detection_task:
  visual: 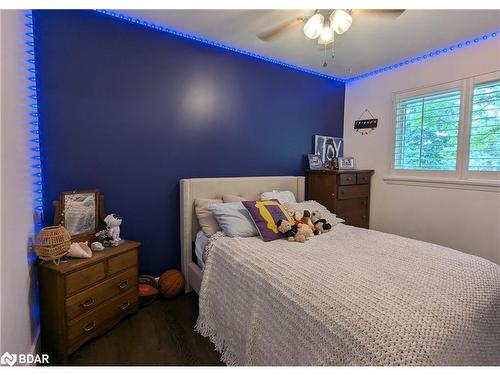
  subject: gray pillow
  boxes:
[209,202,258,237]
[195,198,222,237]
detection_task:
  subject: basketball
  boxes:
[138,275,159,306]
[159,269,185,298]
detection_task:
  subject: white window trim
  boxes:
[386,70,500,191]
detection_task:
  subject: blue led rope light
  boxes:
[347,31,499,83]
[94,10,498,84]
[93,9,346,83]
[25,11,44,232]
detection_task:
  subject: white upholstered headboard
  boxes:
[180,176,305,291]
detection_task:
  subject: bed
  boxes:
[179,176,500,365]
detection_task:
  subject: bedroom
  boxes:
[1,0,499,371]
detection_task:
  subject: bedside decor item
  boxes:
[354,109,378,135]
[53,189,104,242]
[68,242,92,259]
[159,269,185,298]
[307,154,323,170]
[38,240,140,360]
[333,157,355,170]
[91,242,105,251]
[242,199,295,242]
[34,225,71,262]
[104,214,123,246]
[314,135,343,165]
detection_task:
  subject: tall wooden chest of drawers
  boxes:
[38,240,140,361]
[306,170,374,228]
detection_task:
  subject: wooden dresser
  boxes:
[38,240,140,361]
[306,169,374,228]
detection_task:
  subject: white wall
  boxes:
[343,38,500,264]
[0,10,40,356]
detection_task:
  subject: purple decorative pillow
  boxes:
[242,199,294,242]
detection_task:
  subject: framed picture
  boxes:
[308,154,323,170]
[314,135,343,166]
[333,157,355,170]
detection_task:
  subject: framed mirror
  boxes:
[54,189,103,241]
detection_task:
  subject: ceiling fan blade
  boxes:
[257,17,304,41]
[351,9,406,19]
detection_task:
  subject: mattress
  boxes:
[196,223,500,365]
[194,230,208,269]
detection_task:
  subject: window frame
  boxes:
[389,71,500,185]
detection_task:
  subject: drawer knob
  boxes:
[120,301,130,310]
[82,320,96,332]
[81,298,95,308]
[118,280,129,289]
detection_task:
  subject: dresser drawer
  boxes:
[335,198,368,214]
[66,262,105,296]
[67,288,138,343]
[341,212,369,228]
[65,267,138,321]
[339,173,356,185]
[357,173,371,185]
[337,185,370,200]
[107,249,137,275]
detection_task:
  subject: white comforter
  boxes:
[195,224,500,365]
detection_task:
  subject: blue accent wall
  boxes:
[34,10,345,275]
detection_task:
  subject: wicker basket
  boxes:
[35,226,71,261]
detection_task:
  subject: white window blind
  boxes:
[394,89,461,170]
[468,80,500,172]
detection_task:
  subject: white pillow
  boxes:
[260,190,297,204]
[283,200,345,226]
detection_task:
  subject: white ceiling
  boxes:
[116,9,500,79]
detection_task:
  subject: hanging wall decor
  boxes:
[354,109,378,135]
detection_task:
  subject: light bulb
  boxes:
[303,13,324,39]
[318,24,334,44]
[330,10,352,34]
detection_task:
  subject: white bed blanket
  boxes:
[195,224,500,365]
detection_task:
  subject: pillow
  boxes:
[260,190,297,204]
[283,200,345,226]
[209,202,258,237]
[222,194,246,203]
[194,198,222,237]
[242,199,295,242]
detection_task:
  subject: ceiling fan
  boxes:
[257,9,405,67]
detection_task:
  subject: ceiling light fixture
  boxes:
[303,13,324,39]
[330,10,352,35]
[318,24,334,45]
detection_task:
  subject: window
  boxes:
[468,81,500,172]
[395,89,461,171]
[391,72,500,186]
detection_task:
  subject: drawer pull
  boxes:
[81,298,95,308]
[118,280,129,289]
[120,301,130,310]
[82,320,96,332]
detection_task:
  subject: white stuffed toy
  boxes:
[104,213,122,245]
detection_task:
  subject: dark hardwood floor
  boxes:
[65,292,222,365]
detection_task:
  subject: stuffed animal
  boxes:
[104,213,123,245]
[294,210,319,235]
[311,210,332,233]
[277,219,306,243]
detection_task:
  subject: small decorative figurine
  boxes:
[104,213,123,246]
[94,213,123,247]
